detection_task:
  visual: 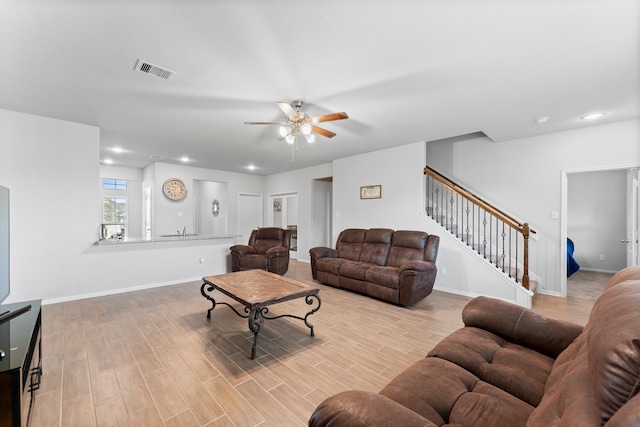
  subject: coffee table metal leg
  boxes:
[200,282,217,318]
[303,294,321,337]
[248,307,262,359]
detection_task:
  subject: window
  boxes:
[102,178,127,190]
[103,197,127,223]
[102,197,127,239]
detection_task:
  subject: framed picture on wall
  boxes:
[273,201,282,212]
[360,185,381,199]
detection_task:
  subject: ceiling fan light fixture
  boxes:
[581,112,606,121]
[285,134,295,144]
[279,126,289,137]
[305,134,315,143]
[301,123,312,135]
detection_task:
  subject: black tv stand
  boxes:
[0,303,31,325]
[0,300,42,427]
[0,305,30,362]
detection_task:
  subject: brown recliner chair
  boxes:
[230,227,292,275]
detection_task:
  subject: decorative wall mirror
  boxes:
[211,199,220,217]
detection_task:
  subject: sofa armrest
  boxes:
[462,296,584,358]
[265,245,290,275]
[309,390,438,427]
[309,246,339,259]
[230,245,256,256]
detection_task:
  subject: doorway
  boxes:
[312,177,333,248]
[270,192,298,258]
[562,166,640,296]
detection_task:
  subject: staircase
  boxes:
[424,166,538,292]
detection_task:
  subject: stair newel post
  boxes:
[522,223,530,290]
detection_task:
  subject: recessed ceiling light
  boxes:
[581,112,606,121]
[103,158,114,165]
[247,165,256,171]
[111,147,125,153]
[150,154,164,160]
[535,117,548,124]
[180,156,190,162]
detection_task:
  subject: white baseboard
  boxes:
[577,268,618,274]
[42,276,204,305]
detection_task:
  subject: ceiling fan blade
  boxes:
[311,112,349,123]
[312,125,336,138]
[244,121,284,125]
[276,102,299,121]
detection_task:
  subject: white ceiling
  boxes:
[1,1,638,175]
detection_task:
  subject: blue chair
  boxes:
[567,238,580,277]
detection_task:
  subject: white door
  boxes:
[144,187,152,240]
[626,168,639,266]
[312,178,332,248]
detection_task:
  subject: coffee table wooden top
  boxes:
[202,269,319,307]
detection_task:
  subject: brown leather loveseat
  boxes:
[309,266,640,427]
[309,228,439,306]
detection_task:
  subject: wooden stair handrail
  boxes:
[424,165,534,290]
[424,166,536,235]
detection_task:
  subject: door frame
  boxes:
[268,192,298,258]
[561,164,640,296]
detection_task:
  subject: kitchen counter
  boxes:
[96,234,238,246]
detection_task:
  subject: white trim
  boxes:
[561,163,640,297]
[42,276,203,305]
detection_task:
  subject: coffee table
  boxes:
[200,270,321,359]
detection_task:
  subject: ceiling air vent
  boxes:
[134,59,174,80]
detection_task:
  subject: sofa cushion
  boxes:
[386,230,428,267]
[238,254,268,270]
[336,228,367,261]
[526,334,602,426]
[428,327,554,406]
[359,228,393,265]
[364,265,400,289]
[462,296,583,359]
[340,260,372,280]
[587,279,640,422]
[253,227,286,254]
[527,278,640,426]
[316,257,346,276]
[603,267,640,292]
[380,357,534,427]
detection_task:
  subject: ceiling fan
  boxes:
[244,100,348,145]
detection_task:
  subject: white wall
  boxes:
[1,109,100,302]
[330,141,530,304]
[427,119,640,294]
[194,180,228,236]
[567,169,627,272]
[148,162,262,237]
[0,109,264,304]
[3,107,637,304]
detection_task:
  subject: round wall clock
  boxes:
[162,178,187,201]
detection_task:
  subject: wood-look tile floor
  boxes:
[30,261,595,427]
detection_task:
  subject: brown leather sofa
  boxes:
[309,228,439,306]
[230,227,291,275]
[309,266,640,427]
